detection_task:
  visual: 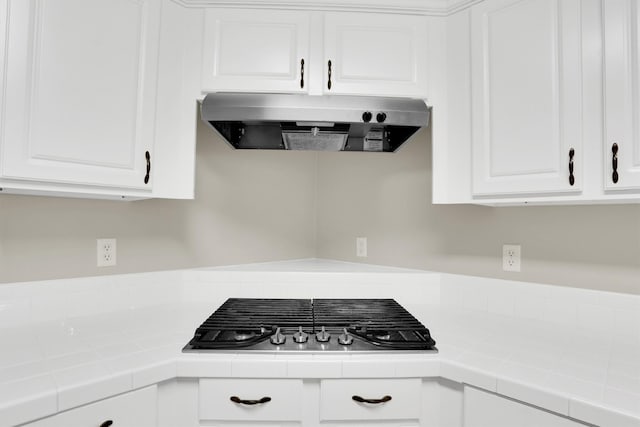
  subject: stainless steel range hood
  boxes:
[200,93,430,152]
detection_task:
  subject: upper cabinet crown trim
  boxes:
[170,0,482,16]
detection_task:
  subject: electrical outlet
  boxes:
[97,238,117,267]
[502,244,521,272]
[356,237,367,257]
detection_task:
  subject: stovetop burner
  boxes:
[183,298,437,353]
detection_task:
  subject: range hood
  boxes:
[200,93,430,152]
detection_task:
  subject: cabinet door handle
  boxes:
[300,58,305,89]
[144,151,151,184]
[230,396,272,405]
[100,421,114,427]
[352,395,392,404]
[327,60,332,90]
[612,143,619,184]
[568,148,575,186]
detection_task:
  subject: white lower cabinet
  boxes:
[463,386,591,427]
[191,377,439,427]
[22,386,157,427]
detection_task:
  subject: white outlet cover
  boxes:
[502,244,521,272]
[356,237,367,257]
[97,238,117,267]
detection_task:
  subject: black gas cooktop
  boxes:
[183,298,436,353]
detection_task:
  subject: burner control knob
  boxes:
[293,326,309,343]
[338,328,354,345]
[376,112,387,123]
[362,111,372,123]
[315,326,331,343]
[270,327,285,345]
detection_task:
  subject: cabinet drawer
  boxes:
[199,378,303,422]
[320,378,421,421]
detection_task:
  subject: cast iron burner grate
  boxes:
[187,298,436,351]
[313,299,435,349]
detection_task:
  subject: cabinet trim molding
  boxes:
[170,0,482,16]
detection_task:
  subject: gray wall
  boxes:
[316,128,640,294]
[0,121,317,283]
[1,122,639,294]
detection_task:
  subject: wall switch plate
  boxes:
[97,238,117,267]
[356,237,367,257]
[502,244,521,272]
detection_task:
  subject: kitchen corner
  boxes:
[1,259,638,426]
[2,0,640,426]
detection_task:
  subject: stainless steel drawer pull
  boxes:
[230,396,272,405]
[352,395,392,404]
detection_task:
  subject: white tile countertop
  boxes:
[0,259,639,426]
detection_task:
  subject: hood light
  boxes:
[296,122,336,127]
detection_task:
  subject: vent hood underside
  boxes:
[201,93,430,153]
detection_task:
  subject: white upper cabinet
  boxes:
[470,0,583,197]
[201,10,429,98]
[323,13,429,98]
[201,9,311,94]
[603,0,640,192]
[1,0,161,191]
[0,0,7,124]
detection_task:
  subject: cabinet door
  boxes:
[323,12,429,98]
[24,386,157,427]
[1,0,160,190]
[0,0,6,120]
[202,9,310,94]
[471,0,583,197]
[603,0,640,191]
[464,386,589,427]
